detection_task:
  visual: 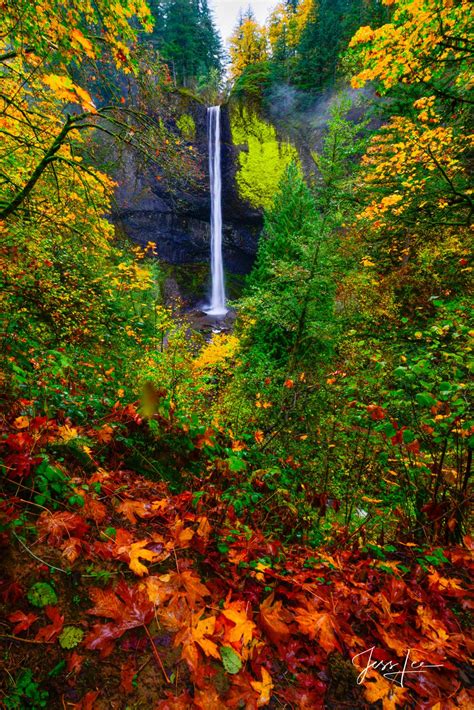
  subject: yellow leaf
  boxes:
[250,667,273,707]
[128,540,157,576]
[222,602,256,646]
[70,29,96,59]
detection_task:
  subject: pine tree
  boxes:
[147,0,222,87]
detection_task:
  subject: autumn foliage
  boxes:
[1,406,473,708]
[1,0,473,708]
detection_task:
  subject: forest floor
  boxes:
[1,405,473,709]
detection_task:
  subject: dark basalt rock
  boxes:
[112,98,262,275]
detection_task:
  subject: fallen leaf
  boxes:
[8,610,38,634]
[250,667,273,707]
[34,605,64,643]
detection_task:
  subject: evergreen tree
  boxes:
[147,0,223,87]
[294,0,390,91]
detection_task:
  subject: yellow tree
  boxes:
[0,1,165,374]
[229,9,268,80]
[349,0,473,104]
[268,0,315,55]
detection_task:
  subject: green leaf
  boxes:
[27,582,57,608]
[58,626,84,649]
[221,645,242,674]
[48,660,66,677]
[228,456,247,472]
[415,393,435,407]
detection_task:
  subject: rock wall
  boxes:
[112,97,262,275]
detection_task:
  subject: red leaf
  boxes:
[34,605,64,643]
[366,404,386,421]
[74,690,100,710]
[120,658,137,694]
[67,651,84,675]
[37,511,89,545]
[85,581,154,654]
[8,610,38,634]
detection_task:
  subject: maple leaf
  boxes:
[194,427,216,449]
[114,535,170,577]
[75,690,100,710]
[70,28,96,58]
[294,602,340,652]
[427,570,464,594]
[175,613,220,671]
[227,673,262,709]
[155,691,195,709]
[142,575,174,607]
[364,672,409,709]
[259,594,291,645]
[170,517,194,548]
[169,570,210,610]
[116,498,168,524]
[34,605,64,643]
[416,605,449,644]
[375,624,410,657]
[37,511,89,546]
[196,516,212,539]
[95,424,113,444]
[85,581,154,655]
[250,667,273,707]
[116,498,149,524]
[8,610,38,634]
[82,495,107,524]
[128,540,160,577]
[222,600,256,647]
[57,425,79,442]
[42,74,96,112]
[61,537,82,564]
[194,685,223,709]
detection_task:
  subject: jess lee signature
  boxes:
[352,646,444,687]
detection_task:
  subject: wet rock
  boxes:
[111,97,262,275]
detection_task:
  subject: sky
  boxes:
[210,0,275,45]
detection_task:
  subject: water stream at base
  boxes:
[204,105,227,317]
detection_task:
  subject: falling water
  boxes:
[205,105,227,316]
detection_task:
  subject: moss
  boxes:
[176,113,196,141]
[230,107,300,210]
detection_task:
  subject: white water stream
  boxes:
[205,105,227,316]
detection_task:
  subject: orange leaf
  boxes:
[13,416,29,429]
[259,593,291,645]
[294,603,340,652]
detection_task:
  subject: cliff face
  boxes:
[112,98,262,275]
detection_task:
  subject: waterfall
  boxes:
[205,105,227,316]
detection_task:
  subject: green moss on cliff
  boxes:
[230,107,300,210]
